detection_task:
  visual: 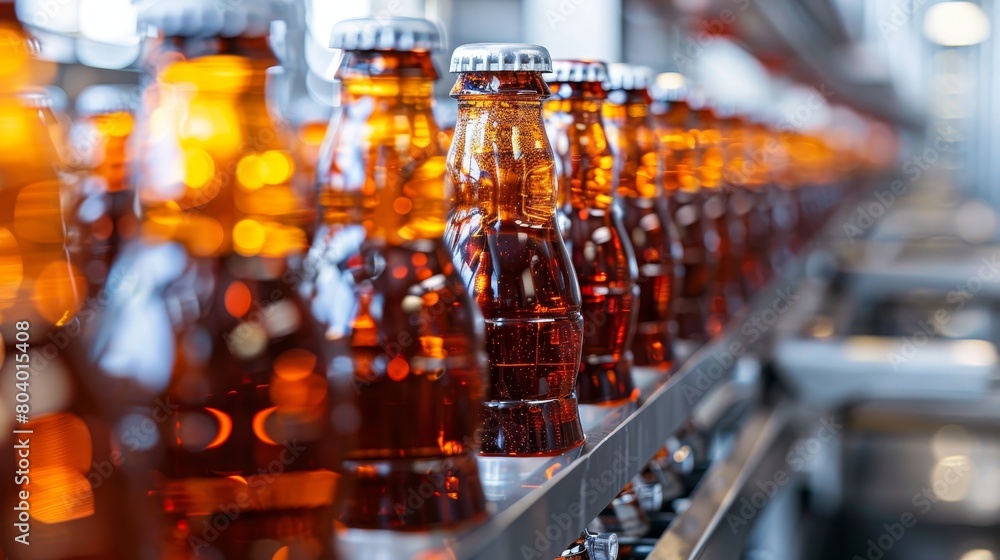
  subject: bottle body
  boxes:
[91,51,353,559]
[604,91,678,372]
[545,85,639,405]
[654,101,715,343]
[446,71,585,456]
[307,49,488,530]
[696,108,748,333]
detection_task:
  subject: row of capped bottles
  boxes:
[0,3,892,558]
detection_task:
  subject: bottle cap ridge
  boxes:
[330,16,443,52]
[605,63,654,92]
[135,0,272,39]
[546,59,609,84]
[450,42,552,73]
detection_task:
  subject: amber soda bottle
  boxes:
[650,76,715,345]
[729,114,774,295]
[0,4,140,558]
[544,60,638,405]
[446,43,585,456]
[306,17,488,531]
[89,3,355,557]
[603,65,679,373]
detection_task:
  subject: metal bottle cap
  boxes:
[587,531,619,560]
[450,42,552,73]
[330,16,442,52]
[134,0,273,39]
[605,63,654,91]
[546,59,609,83]
[76,84,137,117]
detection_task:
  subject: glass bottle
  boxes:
[544,60,639,405]
[604,65,679,373]
[446,43,585,456]
[692,101,734,335]
[306,17,488,531]
[0,3,140,558]
[650,75,716,348]
[68,84,139,296]
[730,113,774,295]
[89,2,356,557]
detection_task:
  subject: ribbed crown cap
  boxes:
[135,0,273,39]
[605,63,654,91]
[546,59,608,83]
[450,42,551,72]
[330,16,442,51]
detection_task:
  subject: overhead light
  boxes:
[923,1,991,47]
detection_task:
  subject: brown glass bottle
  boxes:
[731,115,774,295]
[650,83,715,344]
[605,66,679,373]
[544,61,638,405]
[707,106,756,315]
[307,17,488,531]
[89,11,354,559]
[753,121,797,268]
[446,44,585,456]
[0,6,140,558]
[68,85,139,296]
[692,104,735,335]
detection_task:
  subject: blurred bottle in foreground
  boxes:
[0,2,139,558]
[605,65,680,374]
[545,59,639,407]
[306,17,488,531]
[446,43,586,456]
[90,1,356,557]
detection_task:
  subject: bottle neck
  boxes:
[320,50,445,245]
[545,81,616,210]
[604,90,660,199]
[655,101,700,194]
[337,51,437,110]
[449,72,557,226]
[138,51,309,259]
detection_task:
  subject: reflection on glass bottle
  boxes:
[68,85,139,296]
[604,65,680,373]
[305,17,488,531]
[544,60,638,405]
[650,75,715,345]
[0,4,139,558]
[446,43,585,456]
[90,3,355,558]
